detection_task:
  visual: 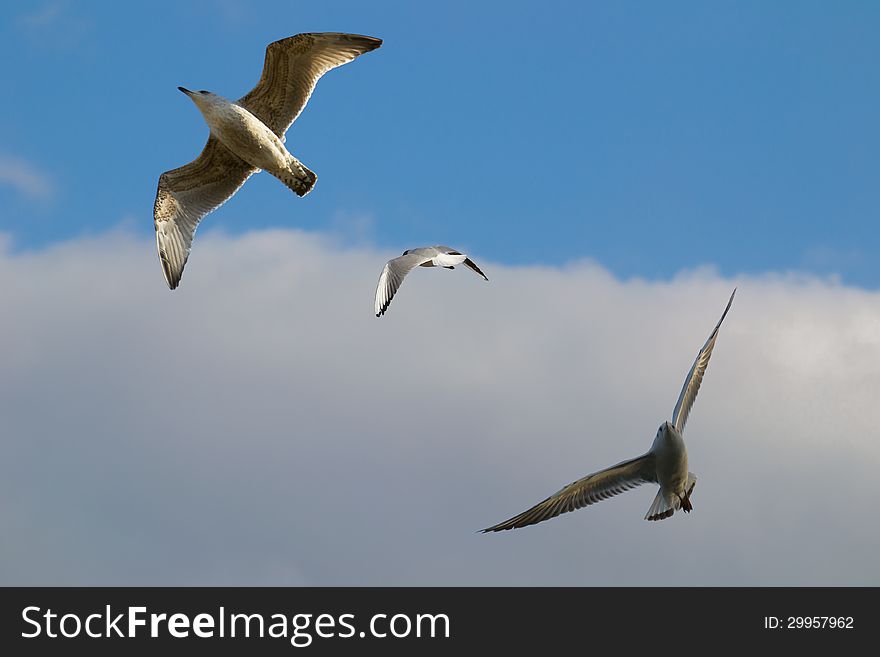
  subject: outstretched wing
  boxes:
[481,453,657,532]
[435,246,488,281]
[153,136,257,290]
[374,253,432,317]
[238,32,382,137]
[463,258,488,281]
[671,288,736,433]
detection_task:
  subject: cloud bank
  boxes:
[0,155,53,201]
[0,228,878,585]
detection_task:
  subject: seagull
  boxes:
[374,246,489,317]
[481,288,736,532]
[153,32,382,289]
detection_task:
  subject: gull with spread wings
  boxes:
[482,289,736,531]
[374,246,489,317]
[153,32,382,289]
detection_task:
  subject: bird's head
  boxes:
[656,421,678,442]
[178,87,222,111]
[650,422,672,453]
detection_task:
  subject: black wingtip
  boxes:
[721,287,736,317]
[344,34,383,52]
[362,35,383,50]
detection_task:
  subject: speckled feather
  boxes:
[238,33,383,137]
[153,32,382,290]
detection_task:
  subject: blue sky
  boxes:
[1,1,878,285]
[2,2,880,587]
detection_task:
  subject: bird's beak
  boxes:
[178,86,192,96]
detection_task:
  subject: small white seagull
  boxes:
[153,32,382,289]
[482,288,736,532]
[374,246,489,317]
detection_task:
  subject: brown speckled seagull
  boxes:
[153,32,382,289]
[482,289,736,532]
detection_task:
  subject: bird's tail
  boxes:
[644,474,696,521]
[273,159,318,197]
[433,252,468,267]
[645,490,677,521]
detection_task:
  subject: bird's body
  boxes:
[374,245,489,317]
[481,289,735,532]
[192,92,287,169]
[404,246,468,269]
[647,421,693,520]
[180,89,316,196]
[153,32,382,289]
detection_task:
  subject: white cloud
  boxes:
[15,1,91,49]
[0,228,878,585]
[0,154,54,200]
[801,244,867,274]
[322,209,377,247]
